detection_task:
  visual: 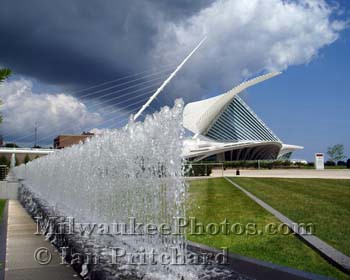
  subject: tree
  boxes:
[0,155,10,167]
[0,68,12,124]
[15,156,20,166]
[325,160,336,166]
[327,144,345,164]
[0,68,11,83]
[5,143,19,148]
[346,159,350,169]
[24,154,31,164]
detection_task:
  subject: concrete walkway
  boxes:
[225,177,350,274]
[5,200,76,280]
[0,201,8,280]
[212,169,350,179]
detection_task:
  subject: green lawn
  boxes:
[187,178,349,279]
[232,177,350,256]
[0,199,5,222]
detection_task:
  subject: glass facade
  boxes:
[205,96,280,143]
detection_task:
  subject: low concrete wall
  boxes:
[0,180,18,199]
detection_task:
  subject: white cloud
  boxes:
[154,0,348,100]
[89,128,111,135]
[0,79,102,145]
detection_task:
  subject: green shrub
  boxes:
[0,155,10,167]
[24,154,31,164]
[325,160,336,166]
[4,143,19,148]
[209,160,299,169]
[184,164,212,177]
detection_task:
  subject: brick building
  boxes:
[53,132,94,149]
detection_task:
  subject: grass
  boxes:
[232,177,350,256]
[296,166,347,170]
[187,178,349,279]
[0,199,5,222]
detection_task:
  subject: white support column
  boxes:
[133,37,206,121]
[10,153,16,169]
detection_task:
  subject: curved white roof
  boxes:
[183,72,281,135]
[183,137,282,161]
[278,144,304,158]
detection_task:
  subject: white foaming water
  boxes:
[14,100,202,279]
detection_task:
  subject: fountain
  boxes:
[13,100,186,278]
[10,33,253,278]
[13,100,248,279]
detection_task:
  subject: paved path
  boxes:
[211,169,350,179]
[0,201,8,280]
[5,200,76,280]
[225,177,350,274]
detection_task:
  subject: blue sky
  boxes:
[246,26,350,160]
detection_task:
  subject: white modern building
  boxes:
[182,72,303,161]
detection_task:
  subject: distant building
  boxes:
[54,132,94,149]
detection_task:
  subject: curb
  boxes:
[187,241,333,280]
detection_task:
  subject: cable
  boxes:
[11,88,155,144]
[7,72,170,141]
[10,80,165,143]
[81,74,167,106]
[75,66,174,100]
[57,63,176,97]
[7,64,179,145]
[41,96,151,145]
[35,92,156,144]
[1,66,171,109]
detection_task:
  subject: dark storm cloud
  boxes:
[0,0,214,92]
[150,0,216,20]
[0,0,347,145]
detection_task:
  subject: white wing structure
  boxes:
[183,72,281,135]
[182,72,303,161]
